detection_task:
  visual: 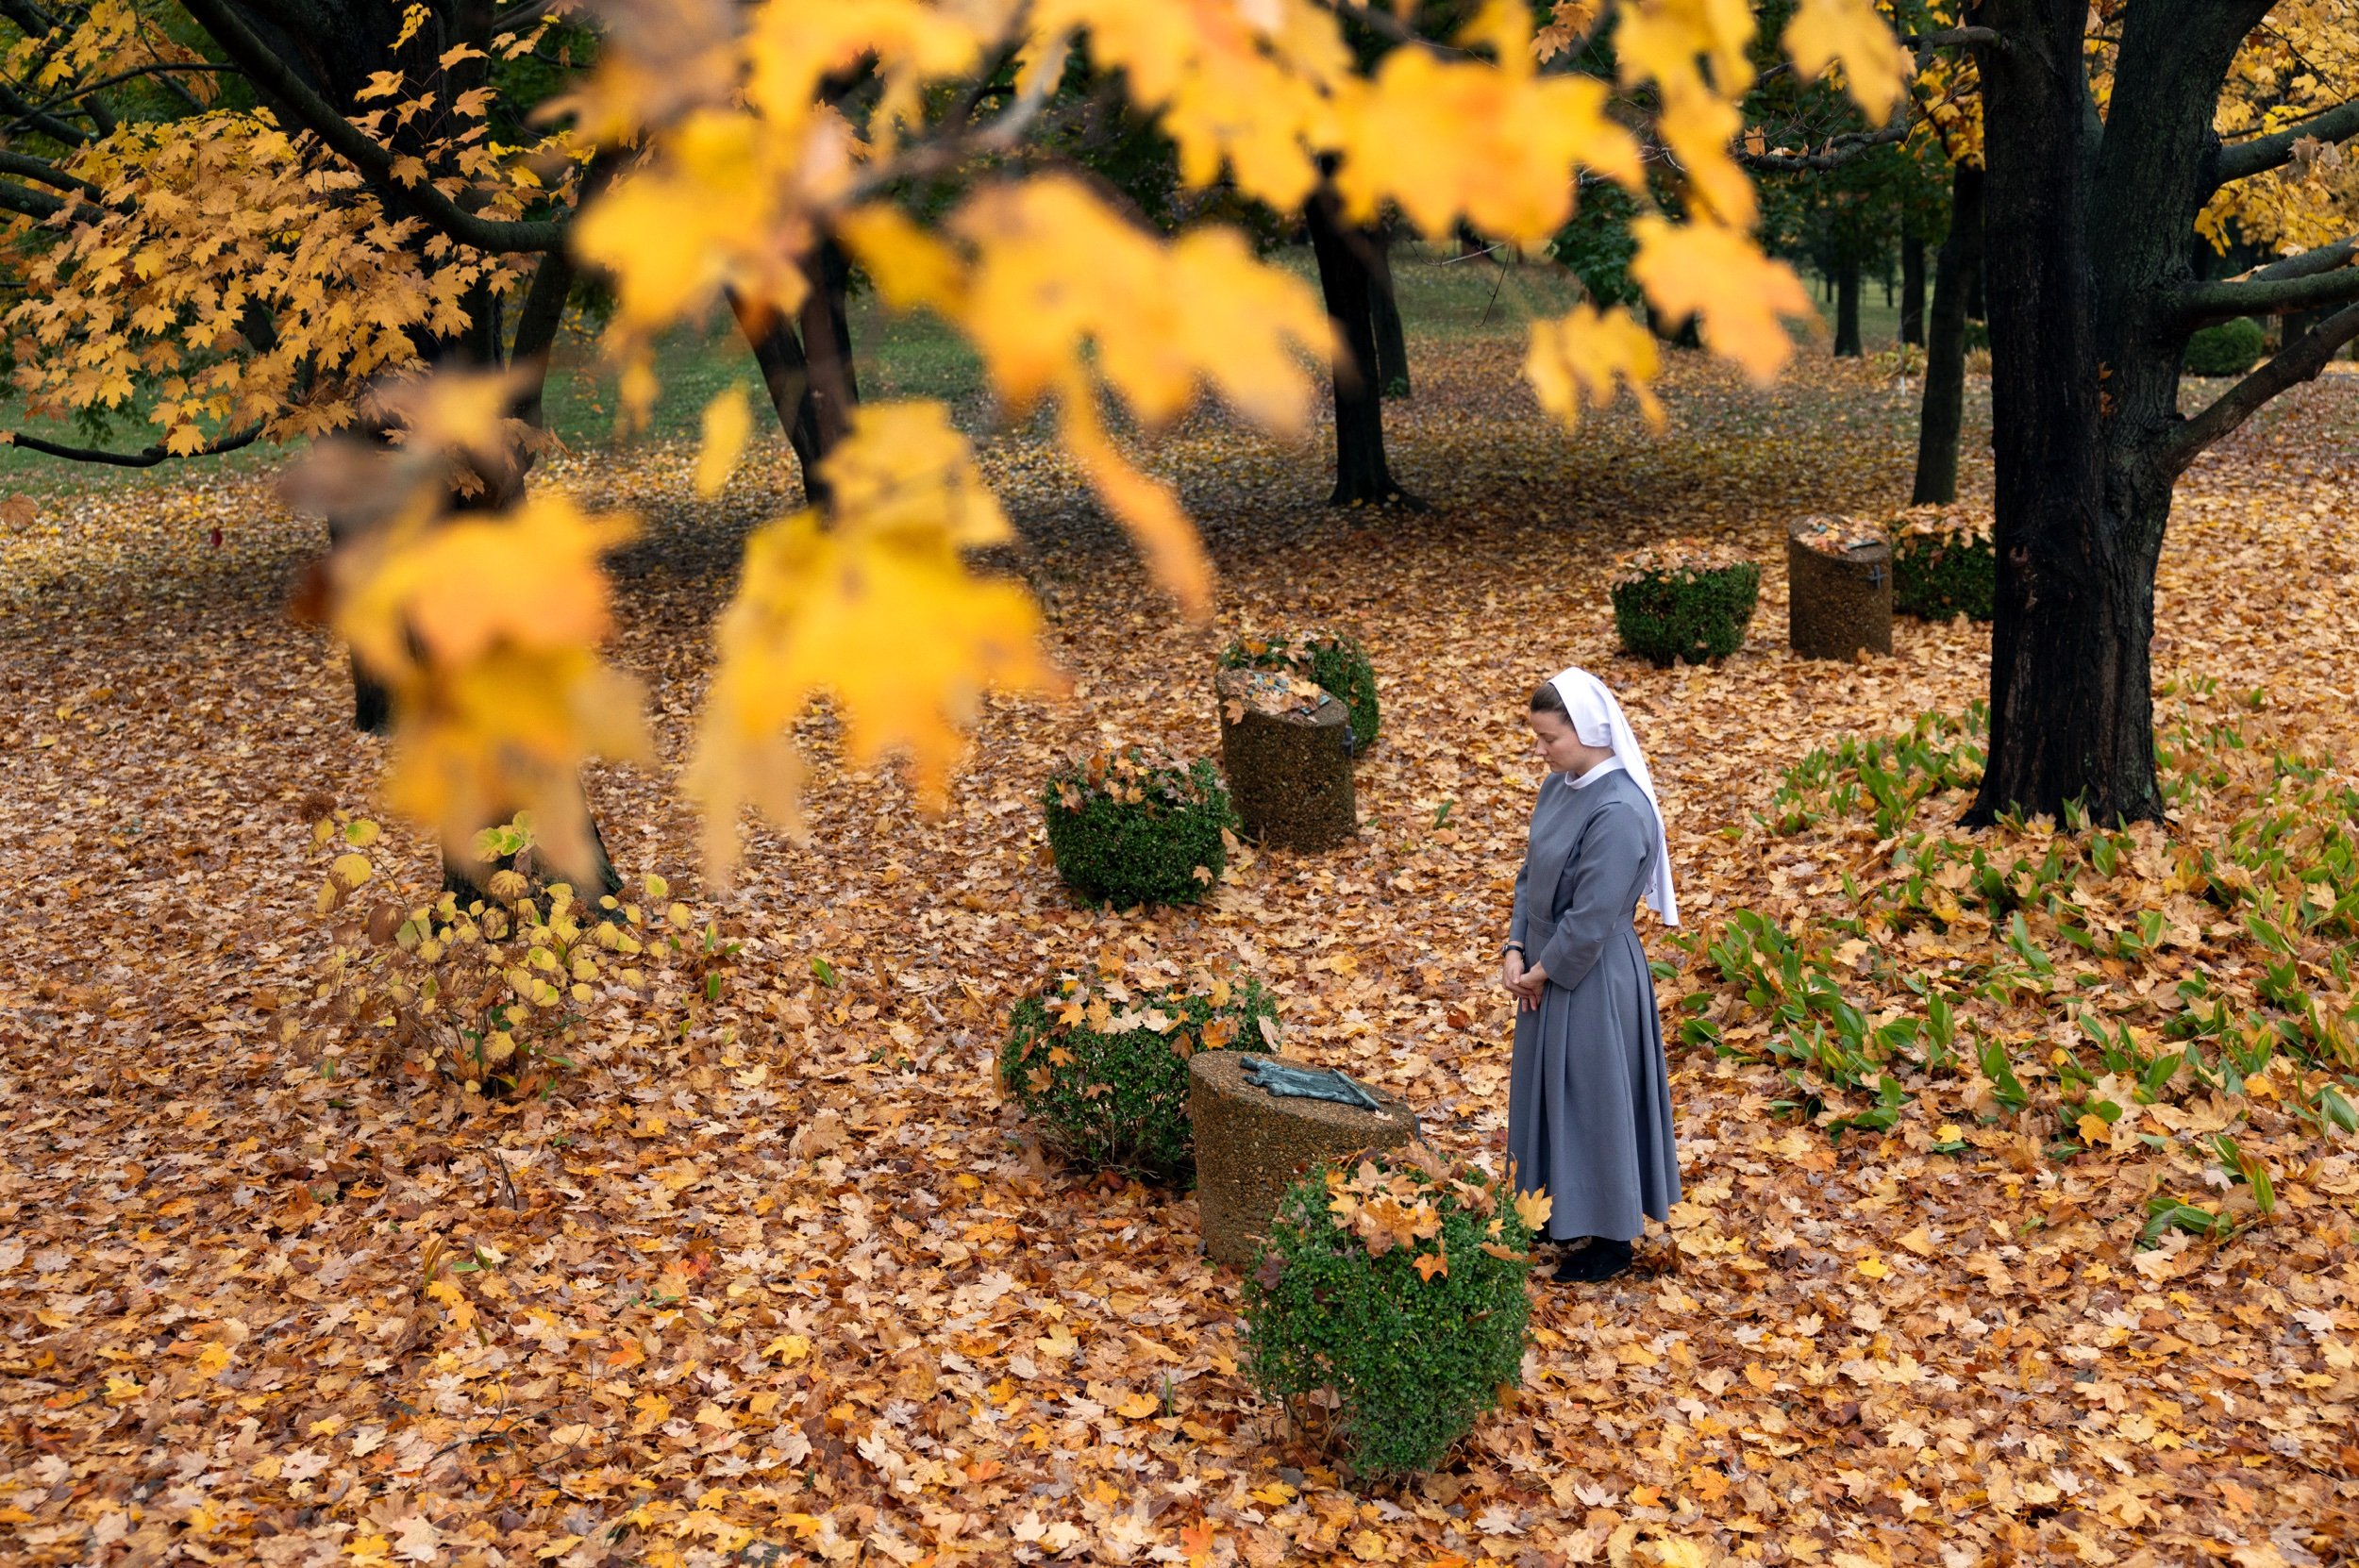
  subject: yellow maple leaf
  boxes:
[1115,1392,1162,1419]
[1631,215,1812,382]
[688,401,1066,877]
[1525,302,1665,433]
[339,492,632,673]
[694,385,754,499]
[843,179,1330,616]
[1330,14,1641,242]
[1414,1249,1448,1281]
[1512,1187,1554,1233]
[1783,0,1914,125]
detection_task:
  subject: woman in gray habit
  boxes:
[1501,665,1681,1283]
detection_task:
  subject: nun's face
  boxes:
[1528,709,1610,776]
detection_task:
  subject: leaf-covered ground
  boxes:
[5,339,2359,1568]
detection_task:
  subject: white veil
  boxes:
[1548,665,1679,927]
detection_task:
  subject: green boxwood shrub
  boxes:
[1891,508,1997,621]
[2185,317,2266,377]
[1043,748,1234,907]
[1220,631,1380,756]
[1242,1147,1537,1478]
[1609,544,1760,667]
[999,970,1277,1181]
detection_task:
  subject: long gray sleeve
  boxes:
[1533,800,1653,993]
[1509,858,1531,949]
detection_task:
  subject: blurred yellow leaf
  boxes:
[1525,302,1665,433]
[695,385,754,499]
[1784,0,1914,125]
[1631,216,1812,381]
[688,403,1066,877]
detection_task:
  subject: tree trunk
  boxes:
[1967,0,2266,826]
[731,290,829,505]
[1648,302,1702,350]
[1899,233,1927,345]
[1832,259,1864,358]
[1305,177,1415,507]
[1911,163,1984,505]
[727,238,861,508]
[798,235,860,449]
[1368,227,1410,399]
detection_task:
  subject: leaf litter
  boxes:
[2,345,2357,1566]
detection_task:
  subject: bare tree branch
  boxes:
[0,178,67,221]
[491,0,574,32]
[0,0,62,35]
[0,78,92,144]
[2214,96,2359,188]
[0,149,104,202]
[1,423,267,467]
[1737,120,1912,172]
[2163,301,2359,475]
[2178,237,2359,322]
[176,0,566,253]
[844,45,1060,200]
[34,61,243,112]
[1901,26,2001,49]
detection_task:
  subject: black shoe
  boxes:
[1551,1239,1633,1283]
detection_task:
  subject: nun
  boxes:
[1501,666,1681,1283]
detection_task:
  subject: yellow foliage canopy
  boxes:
[4,0,1913,874]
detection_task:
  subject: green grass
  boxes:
[1799,269,1916,359]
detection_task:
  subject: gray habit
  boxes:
[1507,765,1681,1243]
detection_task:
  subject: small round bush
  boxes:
[2185,317,2266,377]
[1891,507,1996,621]
[1243,1147,1537,1479]
[1043,748,1234,907]
[999,970,1277,1181]
[1609,544,1760,667]
[1221,631,1380,755]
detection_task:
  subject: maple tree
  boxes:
[0,0,1910,878]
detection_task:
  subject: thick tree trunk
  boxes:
[1900,234,1927,345]
[1969,0,2267,826]
[1911,164,1984,505]
[1832,259,1864,358]
[1305,178,1415,507]
[1368,228,1410,399]
[1970,0,2133,823]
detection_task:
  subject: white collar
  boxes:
[1567,756,1625,790]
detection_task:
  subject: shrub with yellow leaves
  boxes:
[304,808,732,1098]
[998,965,1277,1182]
[1243,1143,1544,1478]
